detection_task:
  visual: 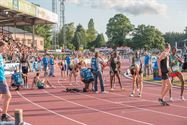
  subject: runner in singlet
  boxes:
[109,52,124,91]
[158,43,172,106]
[20,51,30,88]
[169,47,185,101]
[130,51,143,97]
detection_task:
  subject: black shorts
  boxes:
[61,67,65,71]
[82,78,94,84]
[161,72,169,80]
[182,62,187,70]
[22,66,28,74]
[130,65,143,75]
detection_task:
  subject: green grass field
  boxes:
[143,72,187,87]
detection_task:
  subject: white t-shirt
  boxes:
[74,58,79,64]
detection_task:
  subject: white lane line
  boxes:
[61,81,187,109]
[59,84,187,119]
[110,92,187,109]
[82,91,187,119]
[17,91,87,125]
[43,90,154,125]
[124,74,187,96]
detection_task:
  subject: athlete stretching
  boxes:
[158,43,172,106]
[169,47,185,101]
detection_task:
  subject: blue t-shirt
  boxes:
[0,55,5,81]
[49,58,54,65]
[66,56,71,65]
[144,55,150,65]
[42,57,48,66]
[12,72,23,85]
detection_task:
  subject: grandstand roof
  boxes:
[0,0,58,26]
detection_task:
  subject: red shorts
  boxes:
[169,72,182,78]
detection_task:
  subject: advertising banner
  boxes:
[19,0,36,16]
[4,63,20,75]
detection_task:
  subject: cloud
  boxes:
[66,0,167,15]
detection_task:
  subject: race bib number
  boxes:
[172,65,180,72]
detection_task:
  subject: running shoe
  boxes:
[1,114,10,121]
[101,91,108,94]
[158,98,169,106]
[138,93,142,97]
[180,96,185,101]
[110,88,114,91]
[121,88,125,91]
[129,93,134,97]
[169,97,174,102]
[95,91,99,94]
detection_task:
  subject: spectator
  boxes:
[144,52,151,77]
[42,54,49,77]
[49,55,55,77]
[91,52,107,93]
[182,48,187,71]
[65,55,71,76]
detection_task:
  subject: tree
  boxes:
[72,24,86,50]
[106,14,133,47]
[132,24,165,50]
[93,33,106,48]
[163,32,185,48]
[86,18,97,47]
[184,26,187,34]
[58,23,75,47]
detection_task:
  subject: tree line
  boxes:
[18,14,187,51]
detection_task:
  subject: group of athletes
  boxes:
[0,34,187,121]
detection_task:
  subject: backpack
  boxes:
[91,58,98,71]
[81,68,94,82]
[12,73,23,86]
[43,57,48,65]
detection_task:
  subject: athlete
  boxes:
[129,51,143,97]
[0,37,12,121]
[169,47,185,101]
[108,52,124,91]
[158,43,172,106]
[20,51,30,88]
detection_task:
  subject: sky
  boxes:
[27,0,187,35]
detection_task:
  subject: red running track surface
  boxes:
[2,59,187,125]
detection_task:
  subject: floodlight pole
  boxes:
[59,0,66,49]
[52,0,57,50]
[32,19,35,50]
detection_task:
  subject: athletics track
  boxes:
[2,59,187,125]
